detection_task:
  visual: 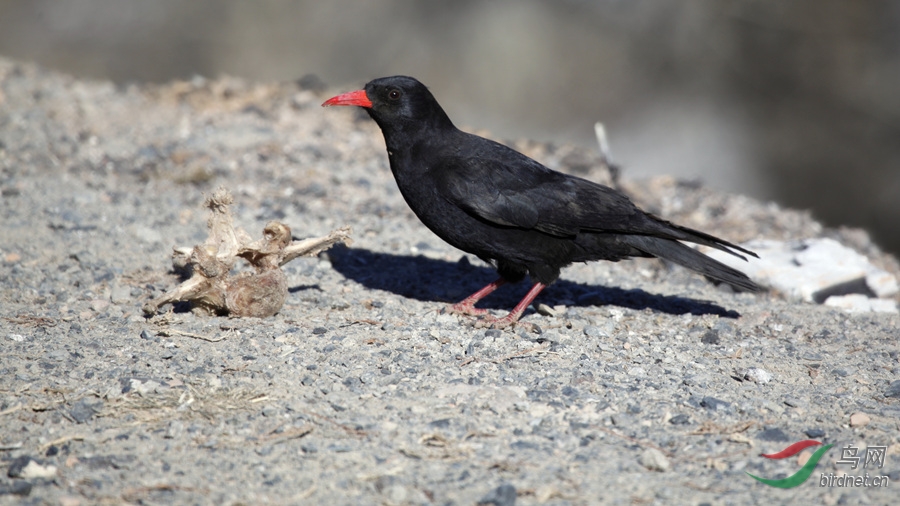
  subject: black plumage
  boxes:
[324,76,760,327]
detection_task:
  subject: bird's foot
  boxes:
[445,302,490,317]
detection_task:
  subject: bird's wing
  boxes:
[433,142,644,237]
[428,135,756,260]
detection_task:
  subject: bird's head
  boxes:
[323,76,453,133]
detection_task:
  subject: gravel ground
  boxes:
[1,58,898,505]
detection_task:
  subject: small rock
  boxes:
[866,266,899,298]
[68,398,103,423]
[7,456,32,478]
[832,368,853,378]
[700,397,731,412]
[583,325,607,338]
[536,303,555,317]
[90,299,110,312]
[804,428,826,438]
[7,333,25,342]
[384,484,409,503]
[428,418,452,428]
[312,327,328,335]
[700,330,720,345]
[756,428,791,442]
[131,379,163,395]
[484,329,503,339]
[744,368,772,384]
[824,294,898,314]
[7,456,57,479]
[639,448,671,472]
[849,412,870,427]
[885,380,900,398]
[669,414,691,425]
[110,283,132,304]
[477,483,516,506]
[0,481,32,497]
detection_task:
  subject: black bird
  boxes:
[324,76,760,328]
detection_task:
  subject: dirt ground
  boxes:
[1,57,898,505]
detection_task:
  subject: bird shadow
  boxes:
[327,245,741,318]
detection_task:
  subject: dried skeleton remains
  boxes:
[143,187,352,317]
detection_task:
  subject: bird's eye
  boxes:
[388,89,402,101]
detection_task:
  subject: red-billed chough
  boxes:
[324,76,760,328]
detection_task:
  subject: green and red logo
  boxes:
[747,440,834,488]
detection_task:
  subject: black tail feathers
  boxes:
[621,235,761,292]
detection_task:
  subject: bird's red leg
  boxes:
[479,282,547,329]
[447,278,506,316]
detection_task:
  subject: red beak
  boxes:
[322,89,372,108]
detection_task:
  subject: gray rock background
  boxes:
[1,0,899,259]
[1,56,898,504]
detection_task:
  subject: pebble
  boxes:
[484,329,502,338]
[639,448,671,472]
[7,333,25,342]
[849,412,870,427]
[669,414,691,425]
[744,368,772,384]
[384,483,409,503]
[536,303,555,317]
[832,368,853,378]
[68,398,103,423]
[824,294,898,314]
[110,283,132,304]
[756,428,790,442]
[700,397,731,412]
[477,483,517,506]
[7,456,57,479]
[0,481,32,497]
[90,299,110,312]
[584,321,615,338]
[886,380,900,398]
[583,326,605,338]
[700,330,720,345]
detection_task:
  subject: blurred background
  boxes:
[1,0,898,255]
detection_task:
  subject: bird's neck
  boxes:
[379,117,456,156]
